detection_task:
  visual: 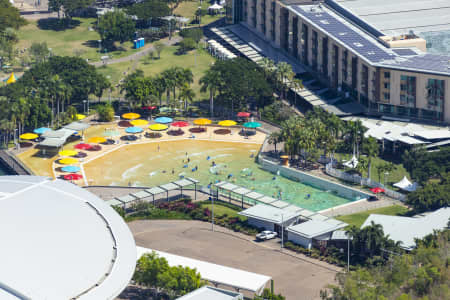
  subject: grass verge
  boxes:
[335,205,409,228]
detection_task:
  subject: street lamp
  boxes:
[275,213,284,249]
[83,100,87,113]
[210,195,215,231]
[384,171,389,186]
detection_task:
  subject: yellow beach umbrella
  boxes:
[193,118,212,126]
[76,114,86,120]
[122,113,141,120]
[59,157,78,165]
[59,150,78,157]
[6,72,16,84]
[218,120,237,127]
[19,133,38,140]
[149,124,168,131]
[130,119,149,126]
[88,136,106,144]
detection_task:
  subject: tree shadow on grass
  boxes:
[37,18,81,31]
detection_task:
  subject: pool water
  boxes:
[83,140,352,211]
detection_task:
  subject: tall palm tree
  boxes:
[259,57,276,80]
[362,137,379,180]
[289,78,303,106]
[200,68,221,118]
[276,62,294,100]
[268,131,281,153]
[179,83,195,114]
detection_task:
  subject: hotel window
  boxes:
[384,72,390,79]
[383,93,390,101]
[384,83,390,89]
[427,78,445,109]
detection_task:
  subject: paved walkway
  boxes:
[90,36,182,67]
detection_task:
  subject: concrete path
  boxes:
[91,36,182,67]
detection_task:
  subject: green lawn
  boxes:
[335,205,409,228]
[174,1,222,26]
[17,18,144,62]
[97,45,215,99]
[337,152,410,188]
[201,203,246,221]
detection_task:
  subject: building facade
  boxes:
[229,0,450,123]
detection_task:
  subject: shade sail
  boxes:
[130,119,149,126]
[59,150,78,157]
[19,133,38,140]
[74,143,92,150]
[243,122,261,128]
[237,112,251,117]
[393,176,418,192]
[61,166,81,172]
[149,124,168,131]
[58,158,78,165]
[88,137,107,144]
[154,117,173,124]
[122,113,141,120]
[218,120,237,126]
[33,127,51,135]
[193,118,212,125]
[172,121,189,127]
[125,126,143,133]
[103,130,120,137]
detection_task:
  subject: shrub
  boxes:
[96,103,115,122]
[179,28,203,43]
[177,37,196,54]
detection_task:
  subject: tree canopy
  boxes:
[322,230,450,300]
[134,251,205,298]
[0,0,27,32]
[97,10,136,46]
[126,0,171,21]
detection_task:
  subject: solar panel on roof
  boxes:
[392,48,417,56]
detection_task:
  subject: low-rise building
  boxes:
[177,286,244,300]
[287,218,348,248]
[362,207,450,250]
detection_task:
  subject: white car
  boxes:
[256,230,277,241]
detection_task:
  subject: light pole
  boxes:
[384,171,389,186]
[347,238,350,272]
[83,100,87,113]
[209,195,215,231]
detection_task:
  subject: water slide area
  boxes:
[83,140,352,211]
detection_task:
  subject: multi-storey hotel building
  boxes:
[226,0,450,123]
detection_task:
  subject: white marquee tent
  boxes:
[393,176,418,192]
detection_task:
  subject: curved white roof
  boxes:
[0,176,136,300]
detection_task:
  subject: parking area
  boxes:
[126,220,339,300]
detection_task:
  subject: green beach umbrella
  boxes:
[243,122,261,129]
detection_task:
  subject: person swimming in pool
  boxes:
[207,156,211,160]
[306,194,311,199]
[211,161,216,166]
[171,168,175,174]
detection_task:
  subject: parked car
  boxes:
[256,230,277,241]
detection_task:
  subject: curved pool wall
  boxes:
[258,157,371,201]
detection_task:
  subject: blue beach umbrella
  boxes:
[61,165,81,172]
[154,117,173,124]
[125,126,144,133]
[33,127,51,135]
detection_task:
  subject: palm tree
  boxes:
[268,131,281,154]
[179,83,195,114]
[276,62,294,100]
[154,75,166,106]
[289,78,303,106]
[356,156,368,180]
[362,137,379,180]
[200,68,221,118]
[259,57,276,80]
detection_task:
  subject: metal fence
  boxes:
[325,163,406,201]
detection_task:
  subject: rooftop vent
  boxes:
[353,42,364,47]
[338,32,347,36]
[320,20,329,25]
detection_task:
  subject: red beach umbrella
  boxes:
[237,112,251,118]
[74,143,92,150]
[63,173,83,180]
[142,106,157,110]
[171,121,189,127]
[370,187,385,194]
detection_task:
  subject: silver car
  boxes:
[256,230,277,241]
